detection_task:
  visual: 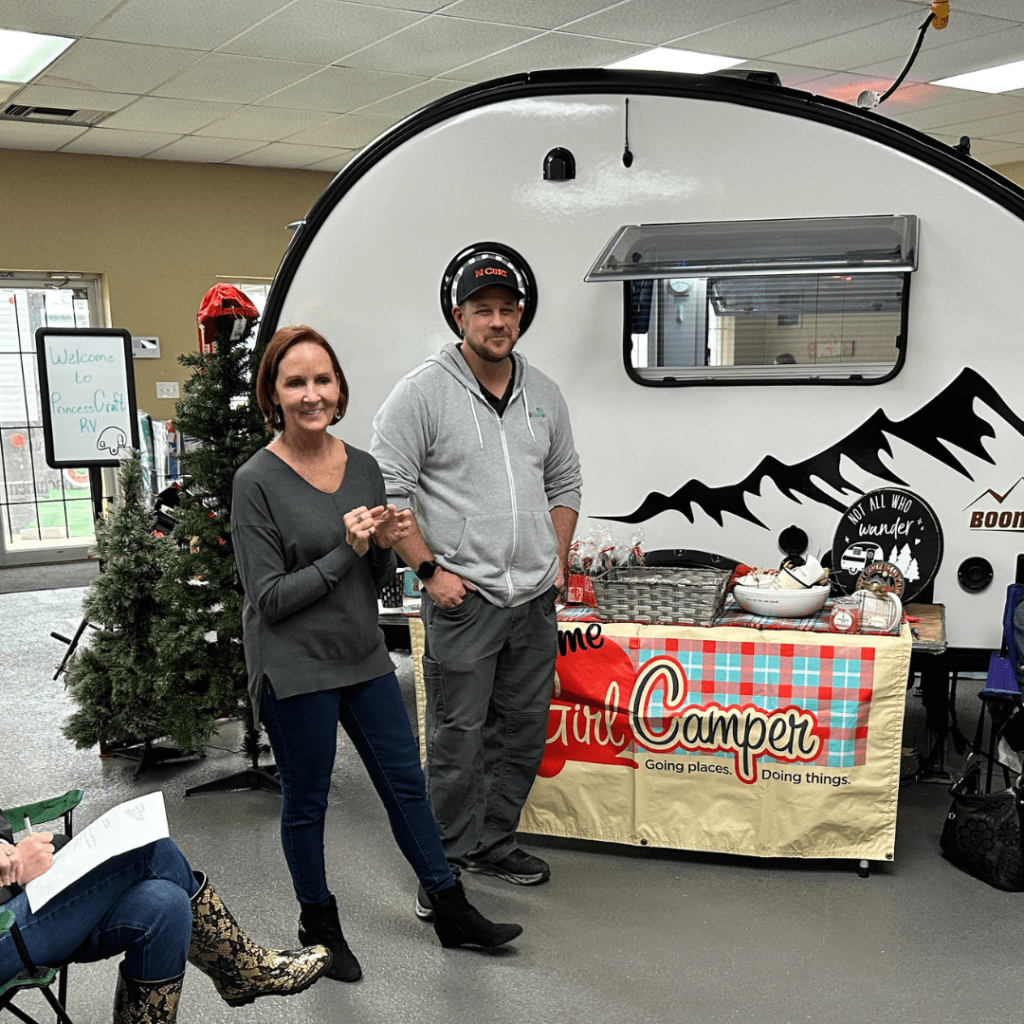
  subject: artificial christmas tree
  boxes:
[150,286,277,787]
[63,451,178,767]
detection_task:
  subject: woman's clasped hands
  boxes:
[344,504,413,556]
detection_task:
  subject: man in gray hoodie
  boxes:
[370,255,581,907]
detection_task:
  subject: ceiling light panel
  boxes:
[934,60,1024,94]
[0,29,73,83]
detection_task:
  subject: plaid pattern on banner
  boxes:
[625,635,874,769]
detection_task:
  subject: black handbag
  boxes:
[940,759,1024,891]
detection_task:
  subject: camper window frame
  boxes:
[620,272,910,388]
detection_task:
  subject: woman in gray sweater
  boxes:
[231,326,520,984]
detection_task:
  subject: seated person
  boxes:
[0,804,331,1023]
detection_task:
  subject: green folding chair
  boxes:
[0,790,83,1024]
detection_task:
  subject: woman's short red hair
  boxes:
[255,325,349,434]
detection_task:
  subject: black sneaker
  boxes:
[414,884,434,921]
[466,849,550,886]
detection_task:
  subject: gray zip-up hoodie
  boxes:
[370,342,582,608]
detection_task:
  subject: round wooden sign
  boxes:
[831,488,943,602]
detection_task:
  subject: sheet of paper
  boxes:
[25,792,170,912]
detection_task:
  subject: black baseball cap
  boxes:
[455,258,524,306]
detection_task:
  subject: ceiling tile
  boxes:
[775,10,1010,74]
[343,14,540,77]
[562,0,793,46]
[927,110,1024,139]
[9,83,141,113]
[144,134,266,162]
[0,0,122,37]
[226,140,349,167]
[59,126,179,155]
[193,104,334,141]
[302,150,357,172]
[349,0,448,10]
[671,0,916,60]
[257,65,426,112]
[0,119,86,149]
[0,83,18,103]
[441,0,625,31]
[90,0,292,51]
[351,76,466,117]
[38,39,203,94]
[222,0,423,65]
[987,150,1024,169]
[281,112,392,147]
[948,1,1024,19]
[152,53,320,103]
[895,92,1024,130]
[451,30,643,82]
[100,96,242,133]
[866,22,1024,84]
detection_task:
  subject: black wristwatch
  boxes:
[416,560,439,581]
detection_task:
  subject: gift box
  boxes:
[566,572,597,606]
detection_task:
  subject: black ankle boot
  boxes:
[427,880,523,949]
[297,895,362,982]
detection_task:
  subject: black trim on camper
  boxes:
[259,68,1024,354]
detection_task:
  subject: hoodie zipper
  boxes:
[495,408,518,604]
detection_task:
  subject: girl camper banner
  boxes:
[520,621,912,861]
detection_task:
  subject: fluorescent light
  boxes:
[932,59,1024,94]
[607,47,745,75]
[0,29,73,84]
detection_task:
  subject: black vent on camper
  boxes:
[1,104,111,126]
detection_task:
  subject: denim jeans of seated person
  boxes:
[0,837,198,984]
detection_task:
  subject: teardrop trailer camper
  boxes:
[257,68,1024,665]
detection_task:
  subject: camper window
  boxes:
[626,272,907,384]
[588,214,916,386]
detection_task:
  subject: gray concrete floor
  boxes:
[1,581,1018,1024]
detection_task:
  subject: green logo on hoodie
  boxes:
[529,407,546,418]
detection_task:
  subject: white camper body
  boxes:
[261,70,1024,655]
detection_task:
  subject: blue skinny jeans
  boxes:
[0,837,197,984]
[260,672,454,906]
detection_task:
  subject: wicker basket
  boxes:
[591,566,731,625]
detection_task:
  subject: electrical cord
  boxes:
[878,11,935,105]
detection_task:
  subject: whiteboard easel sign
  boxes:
[35,327,140,468]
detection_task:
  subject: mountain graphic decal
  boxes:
[962,477,1024,510]
[603,368,1024,529]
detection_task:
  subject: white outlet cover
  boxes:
[156,381,179,399]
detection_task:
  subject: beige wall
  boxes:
[0,148,332,420]
[994,160,1024,190]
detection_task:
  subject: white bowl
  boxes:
[732,583,831,618]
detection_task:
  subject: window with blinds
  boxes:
[588,215,915,386]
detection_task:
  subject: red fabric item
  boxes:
[196,284,259,352]
[198,283,259,325]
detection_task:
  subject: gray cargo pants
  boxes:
[419,585,558,867]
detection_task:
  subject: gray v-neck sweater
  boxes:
[231,445,396,721]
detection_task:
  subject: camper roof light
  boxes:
[0,28,72,83]
[585,215,919,282]
[932,59,1024,94]
[606,47,745,75]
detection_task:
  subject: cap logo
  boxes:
[475,266,509,279]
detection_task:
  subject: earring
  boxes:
[273,404,284,429]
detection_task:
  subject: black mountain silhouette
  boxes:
[603,368,1024,529]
